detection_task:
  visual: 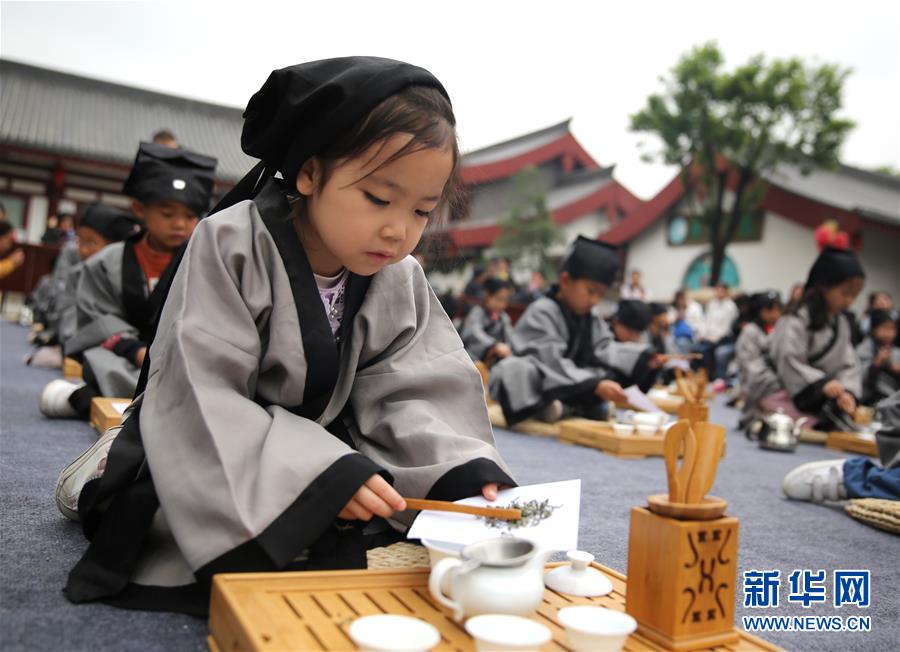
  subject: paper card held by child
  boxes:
[407,479,580,551]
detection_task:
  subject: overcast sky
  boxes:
[2,1,898,198]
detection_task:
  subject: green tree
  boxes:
[492,167,563,279]
[631,42,854,284]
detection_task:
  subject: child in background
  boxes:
[31,205,143,351]
[856,310,900,405]
[606,299,660,391]
[39,143,216,419]
[0,222,25,279]
[735,290,783,427]
[767,246,865,428]
[461,276,515,365]
[58,57,513,615]
[489,236,627,424]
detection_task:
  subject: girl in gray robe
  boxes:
[736,291,783,423]
[856,309,900,405]
[767,247,865,428]
[489,236,635,425]
[39,145,217,420]
[60,57,514,616]
[461,277,515,364]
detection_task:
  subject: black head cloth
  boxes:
[79,204,143,242]
[483,277,513,295]
[213,56,450,214]
[649,301,668,316]
[615,299,652,332]
[870,309,897,331]
[805,246,865,289]
[558,235,619,285]
[123,142,217,216]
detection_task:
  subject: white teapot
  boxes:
[428,538,551,622]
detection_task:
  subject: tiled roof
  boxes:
[462,120,573,166]
[0,59,256,182]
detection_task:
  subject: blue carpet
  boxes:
[1,321,897,650]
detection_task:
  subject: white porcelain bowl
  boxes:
[464,614,552,651]
[612,423,634,436]
[633,412,665,428]
[349,614,441,651]
[635,424,658,437]
[557,606,637,652]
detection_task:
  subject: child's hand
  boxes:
[836,391,856,415]
[823,380,844,399]
[10,249,25,268]
[595,380,626,403]
[492,343,513,359]
[481,483,499,501]
[338,474,406,522]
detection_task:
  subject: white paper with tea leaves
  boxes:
[406,479,580,550]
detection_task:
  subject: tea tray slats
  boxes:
[208,562,780,651]
[826,431,878,457]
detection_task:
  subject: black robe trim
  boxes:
[426,457,517,501]
[120,235,185,344]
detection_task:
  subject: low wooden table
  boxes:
[89,397,130,434]
[560,420,668,458]
[63,357,83,381]
[826,431,878,457]
[207,562,779,651]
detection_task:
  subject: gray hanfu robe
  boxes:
[769,306,862,415]
[30,242,81,343]
[856,338,900,405]
[488,294,654,425]
[461,304,514,362]
[65,238,174,399]
[66,179,514,615]
[735,321,782,417]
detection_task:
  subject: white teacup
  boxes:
[635,423,658,437]
[558,606,637,652]
[633,412,665,429]
[612,423,634,436]
[464,614,551,651]
[349,614,440,652]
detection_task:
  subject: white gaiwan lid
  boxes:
[544,550,614,597]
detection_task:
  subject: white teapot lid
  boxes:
[544,551,613,597]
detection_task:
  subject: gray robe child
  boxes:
[64,240,166,399]
[856,338,900,405]
[769,306,862,415]
[735,321,782,419]
[66,179,514,615]
[30,242,81,342]
[461,304,514,362]
[488,295,650,425]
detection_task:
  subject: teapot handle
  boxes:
[429,558,464,620]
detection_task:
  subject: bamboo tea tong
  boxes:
[403,498,522,521]
[663,420,725,504]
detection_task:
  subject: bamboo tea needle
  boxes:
[403,498,522,521]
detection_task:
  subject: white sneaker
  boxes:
[783,459,848,504]
[55,425,121,521]
[538,399,564,423]
[39,379,81,418]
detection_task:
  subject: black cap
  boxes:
[123,142,217,215]
[870,309,897,331]
[79,204,143,242]
[483,277,513,295]
[558,236,619,285]
[649,301,668,316]
[242,57,449,190]
[615,299,652,332]
[805,246,865,289]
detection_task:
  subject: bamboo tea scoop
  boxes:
[684,423,726,504]
[403,498,522,521]
[663,420,697,503]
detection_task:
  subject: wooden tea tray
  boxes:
[826,431,878,457]
[207,562,779,652]
[89,397,130,434]
[63,357,83,381]
[487,402,576,438]
[559,420,667,458]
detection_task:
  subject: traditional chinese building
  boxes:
[600,162,900,308]
[0,59,253,242]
